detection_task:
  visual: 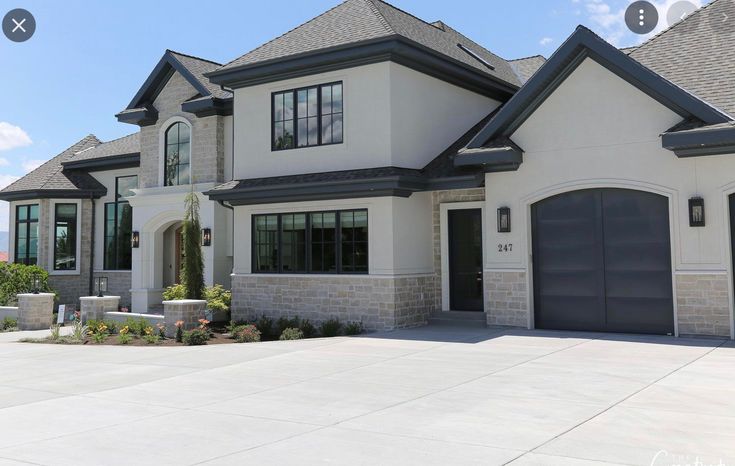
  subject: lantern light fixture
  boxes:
[131,231,140,248]
[497,207,511,233]
[689,197,705,227]
[95,277,108,298]
[202,228,212,247]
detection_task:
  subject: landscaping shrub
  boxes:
[175,320,184,343]
[299,319,317,338]
[1,316,18,332]
[344,321,364,336]
[0,263,55,306]
[162,283,186,301]
[279,327,303,340]
[70,321,88,342]
[124,317,151,337]
[49,324,61,341]
[231,324,261,343]
[143,334,160,345]
[204,284,231,314]
[182,191,205,299]
[118,326,132,345]
[276,316,301,335]
[182,328,209,346]
[254,315,275,340]
[319,318,342,337]
[87,319,118,335]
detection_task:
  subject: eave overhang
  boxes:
[181,96,233,117]
[467,26,732,150]
[115,107,158,126]
[453,141,524,172]
[0,188,107,202]
[62,153,141,171]
[205,174,428,206]
[662,125,735,157]
[206,37,518,101]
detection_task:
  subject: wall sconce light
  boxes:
[32,272,41,294]
[95,277,108,298]
[497,207,511,233]
[202,228,212,247]
[689,197,705,227]
[131,231,140,248]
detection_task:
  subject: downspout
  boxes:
[88,195,96,296]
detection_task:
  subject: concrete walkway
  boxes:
[0,326,733,465]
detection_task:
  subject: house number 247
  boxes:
[497,244,513,252]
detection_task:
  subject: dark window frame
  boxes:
[104,175,137,271]
[164,121,191,186]
[252,209,368,275]
[271,81,343,151]
[14,204,39,266]
[53,203,78,271]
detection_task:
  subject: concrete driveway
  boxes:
[0,326,733,466]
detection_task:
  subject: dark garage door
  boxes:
[532,189,674,335]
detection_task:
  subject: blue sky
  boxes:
[0,0,708,234]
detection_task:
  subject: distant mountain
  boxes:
[0,231,7,254]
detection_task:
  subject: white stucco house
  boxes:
[2,0,734,338]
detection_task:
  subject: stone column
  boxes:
[163,300,207,338]
[79,296,121,323]
[17,293,55,331]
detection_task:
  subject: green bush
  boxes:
[162,283,186,301]
[183,328,209,346]
[319,318,342,337]
[124,317,150,337]
[254,315,275,340]
[344,321,364,336]
[231,324,261,343]
[87,319,118,335]
[0,263,55,306]
[2,316,18,331]
[299,319,318,338]
[279,327,304,341]
[164,284,232,314]
[276,316,301,335]
[143,334,160,345]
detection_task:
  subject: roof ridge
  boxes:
[167,49,222,66]
[368,0,442,31]
[632,0,720,54]
[364,0,395,34]
[96,131,139,147]
[218,0,361,69]
[508,54,546,62]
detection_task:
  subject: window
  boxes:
[53,204,77,270]
[252,209,367,274]
[104,176,137,270]
[14,204,38,265]
[164,122,191,186]
[272,82,343,151]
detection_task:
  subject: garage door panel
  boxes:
[533,188,674,335]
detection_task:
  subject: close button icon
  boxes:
[2,8,36,42]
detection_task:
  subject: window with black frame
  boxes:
[104,175,137,270]
[252,209,367,274]
[14,204,39,265]
[272,82,343,151]
[164,122,191,186]
[53,204,77,270]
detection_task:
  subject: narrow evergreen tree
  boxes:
[181,190,205,300]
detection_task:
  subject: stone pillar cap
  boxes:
[80,296,122,300]
[17,293,56,297]
[162,299,208,304]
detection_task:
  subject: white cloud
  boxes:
[540,37,554,46]
[0,158,8,167]
[22,160,44,172]
[0,122,31,152]
[0,174,20,234]
[576,0,703,47]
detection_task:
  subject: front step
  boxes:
[427,311,487,328]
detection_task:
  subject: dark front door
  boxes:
[532,188,674,335]
[448,209,483,311]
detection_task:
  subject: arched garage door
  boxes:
[531,188,674,335]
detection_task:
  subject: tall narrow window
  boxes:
[340,210,368,273]
[164,122,191,186]
[281,213,306,272]
[14,204,38,265]
[104,176,137,270]
[253,215,278,272]
[272,82,343,151]
[310,212,336,273]
[53,204,77,270]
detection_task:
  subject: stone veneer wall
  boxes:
[139,71,225,188]
[231,274,437,331]
[676,273,731,337]
[94,271,132,309]
[430,188,485,311]
[485,271,529,328]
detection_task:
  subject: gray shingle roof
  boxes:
[509,55,546,84]
[216,0,520,87]
[630,0,735,116]
[169,51,232,100]
[67,132,139,163]
[0,135,106,199]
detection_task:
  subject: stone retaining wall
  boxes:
[676,273,731,337]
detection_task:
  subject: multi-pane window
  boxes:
[104,176,137,270]
[164,122,191,186]
[272,82,343,151]
[14,204,39,265]
[252,209,367,274]
[53,204,77,270]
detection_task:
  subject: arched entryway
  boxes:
[531,188,674,335]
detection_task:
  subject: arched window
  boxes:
[164,122,190,186]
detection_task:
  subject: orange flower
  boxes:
[175,320,184,328]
